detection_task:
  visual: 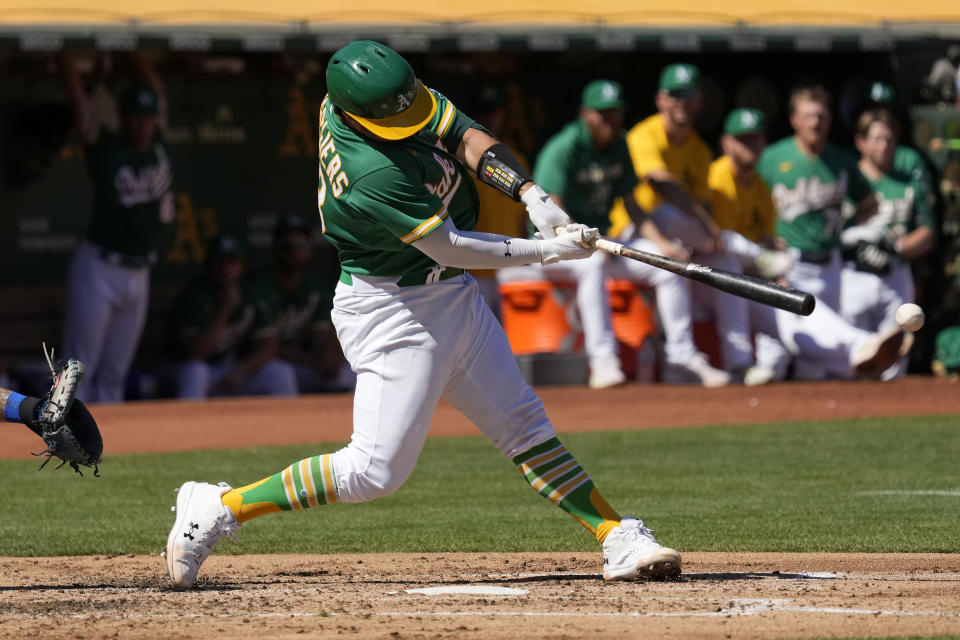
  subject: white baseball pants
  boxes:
[329,273,555,503]
[840,263,914,379]
[785,248,843,313]
[63,241,149,403]
[177,358,298,399]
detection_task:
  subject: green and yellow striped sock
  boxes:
[221,454,337,524]
[513,438,622,542]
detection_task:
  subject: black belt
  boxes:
[95,245,155,268]
[797,249,834,265]
[339,268,465,287]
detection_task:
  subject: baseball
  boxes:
[895,303,924,332]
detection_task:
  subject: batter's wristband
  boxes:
[476,143,532,202]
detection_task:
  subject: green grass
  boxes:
[1,415,958,556]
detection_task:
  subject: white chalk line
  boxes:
[861,489,960,497]
[4,598,957,621]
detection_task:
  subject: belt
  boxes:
[797,248,834,265]
[95,245,155,268]
[339,267,465,287]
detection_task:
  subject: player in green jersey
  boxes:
[254,214,353,392]
[758,85,877,312]
[862,81,937,217]
[839,109,936,377]
[165,41,681,588]
[167,234,297,399]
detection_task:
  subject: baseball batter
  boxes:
[165,41,681,588]
[757,85,876,313]
[59,51,174,403]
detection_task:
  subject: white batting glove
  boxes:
[538,224,600,264]
[840,224,896,249]
[521,184,572,240]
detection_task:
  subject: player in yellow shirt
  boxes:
[468,85,528,320]
[613,65,790,380]
[708,109,781,250]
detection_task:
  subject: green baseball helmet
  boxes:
[326,40,437,141]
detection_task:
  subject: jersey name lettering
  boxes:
[317,101,351,231]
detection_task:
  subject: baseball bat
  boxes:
[595,238,815,316]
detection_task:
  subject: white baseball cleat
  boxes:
[851,326,909,379]
[589,356,628,390]
[743,365,778,387]
[663,352,730,388]
[165,481,241,589]
[603,517,682,581]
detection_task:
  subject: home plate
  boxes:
[405,586,529,596]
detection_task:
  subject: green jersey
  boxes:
[253,269,334,347]
[86,128,173,259]
[533,118,637,234]
[167,276,275,363]
[843,169,936,266]
[758,138,873,252]
[316,90,482,277]
[894,145,936,220]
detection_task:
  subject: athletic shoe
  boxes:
[743,365,777,386]
[589,356,628,390]
[851,326,908,378]
[165,481,241,588]
[663,352,730,388]
[38,356,85,426]
[754,251,793,280]
[603,517,682,581]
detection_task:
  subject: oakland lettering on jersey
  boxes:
[874,188,914,233]
[770,173,848,222]
[114,144,172,208]
[424,152,460,201]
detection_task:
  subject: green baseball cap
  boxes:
[581,80,626,110]
[866,81,896,106]
[659,63,700,92]
[724,108,766,136]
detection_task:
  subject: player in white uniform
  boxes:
[163,41,681,588]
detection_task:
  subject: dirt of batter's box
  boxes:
[1,552,958,640]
